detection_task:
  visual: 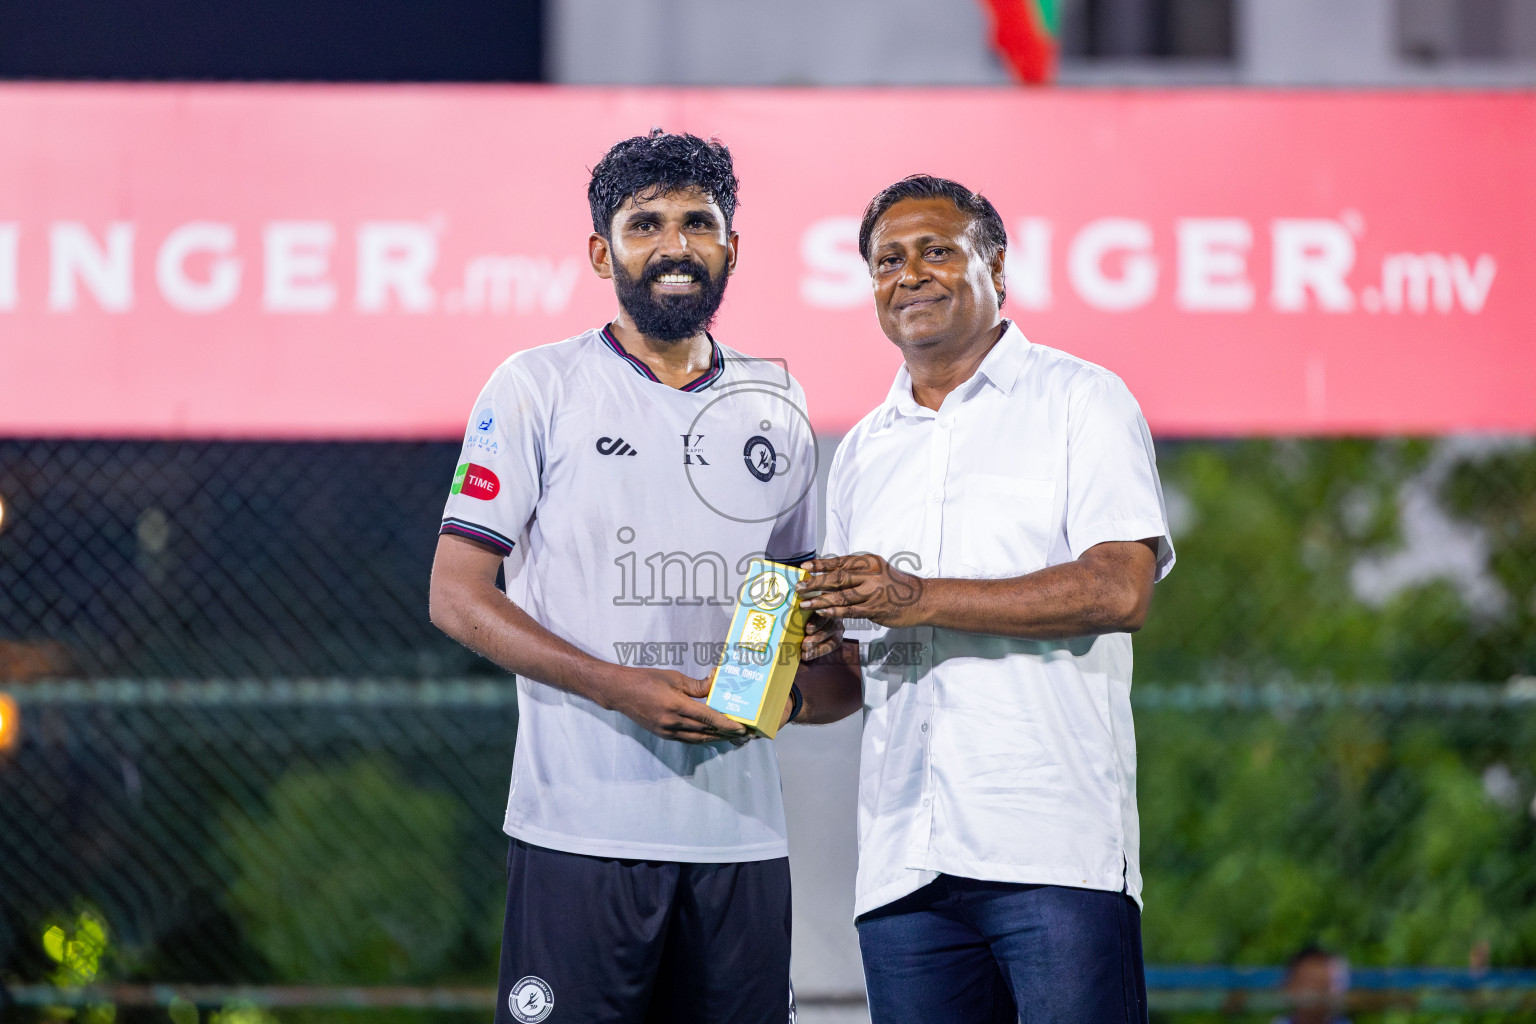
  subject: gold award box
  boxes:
[705,559,808,738]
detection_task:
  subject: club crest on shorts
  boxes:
[508,976,554,1023]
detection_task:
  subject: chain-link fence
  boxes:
[0,440,476,681]
[4,436,1536,1021]
[1,681,1534,1022]
[4,437,1534,686]
[1138,436,1536,688]
[0,680,515,991]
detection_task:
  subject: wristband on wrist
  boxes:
[788,683,804,724]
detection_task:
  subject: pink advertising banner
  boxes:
[0,85,1531,438]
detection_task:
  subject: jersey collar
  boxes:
[600,325,724,393]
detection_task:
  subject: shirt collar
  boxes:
[877,320,1028,427]
[600,324,724,392]
[976,319,1028,395]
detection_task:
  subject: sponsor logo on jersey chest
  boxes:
[681,433,708,465]
[595,436,638,456]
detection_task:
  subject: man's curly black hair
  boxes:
[588,128,740,239]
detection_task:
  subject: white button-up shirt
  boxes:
[824,322,1175,917]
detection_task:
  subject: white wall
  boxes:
[548,0,1536,87]
[1243,0,1397,84]
[548,0,1008,85]
[1241,0,1536,86]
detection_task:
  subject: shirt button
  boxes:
[927,492,941,503]
[920,722,928,732]
[922,798,931,807]
[938,420,952,431]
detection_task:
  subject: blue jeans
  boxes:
[856,876,1148,1024]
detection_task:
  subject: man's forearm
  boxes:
[430,535,751,744]
[429,573,619,703]
[913,553,1152,640]
[793,640,863,724]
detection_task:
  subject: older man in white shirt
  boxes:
[801,175,1175,1024]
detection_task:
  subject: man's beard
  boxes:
[612,256,730,342]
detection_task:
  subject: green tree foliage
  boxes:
[220,758,466,984]
[30,438,1528,992]
[39,909,116,1024]
[1138,708,1536,969]
[1139,439,1535,684]
[1130,439,1536,972]
[206,1003,278,1024]
[1442,445,1536,679]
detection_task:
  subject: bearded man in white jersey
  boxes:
[429,130,861,1024]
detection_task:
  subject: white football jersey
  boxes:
[441,326,818,861]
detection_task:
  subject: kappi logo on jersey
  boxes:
[451,462,500,500]
[595,436,638,456]
[681,434,708,465]
[681,384,818,523]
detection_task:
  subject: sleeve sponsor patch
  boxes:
[465,405,501,455]
[451,462,501,500]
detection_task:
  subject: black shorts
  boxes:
[494,838,795,1024]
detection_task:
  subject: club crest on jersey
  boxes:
[742,434,782,482]
[451,462,500,500]
[508,976,553,1023]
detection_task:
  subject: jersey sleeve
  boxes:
[766,475,817,566]
[821,435,852,558]
[1064,371,1175,581]
[764,382,818,566]
[439,363,544,556]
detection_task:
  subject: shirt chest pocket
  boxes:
[957,476,1057,577]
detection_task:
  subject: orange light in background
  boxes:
[0,693,18,752]
[0,492,8,534]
